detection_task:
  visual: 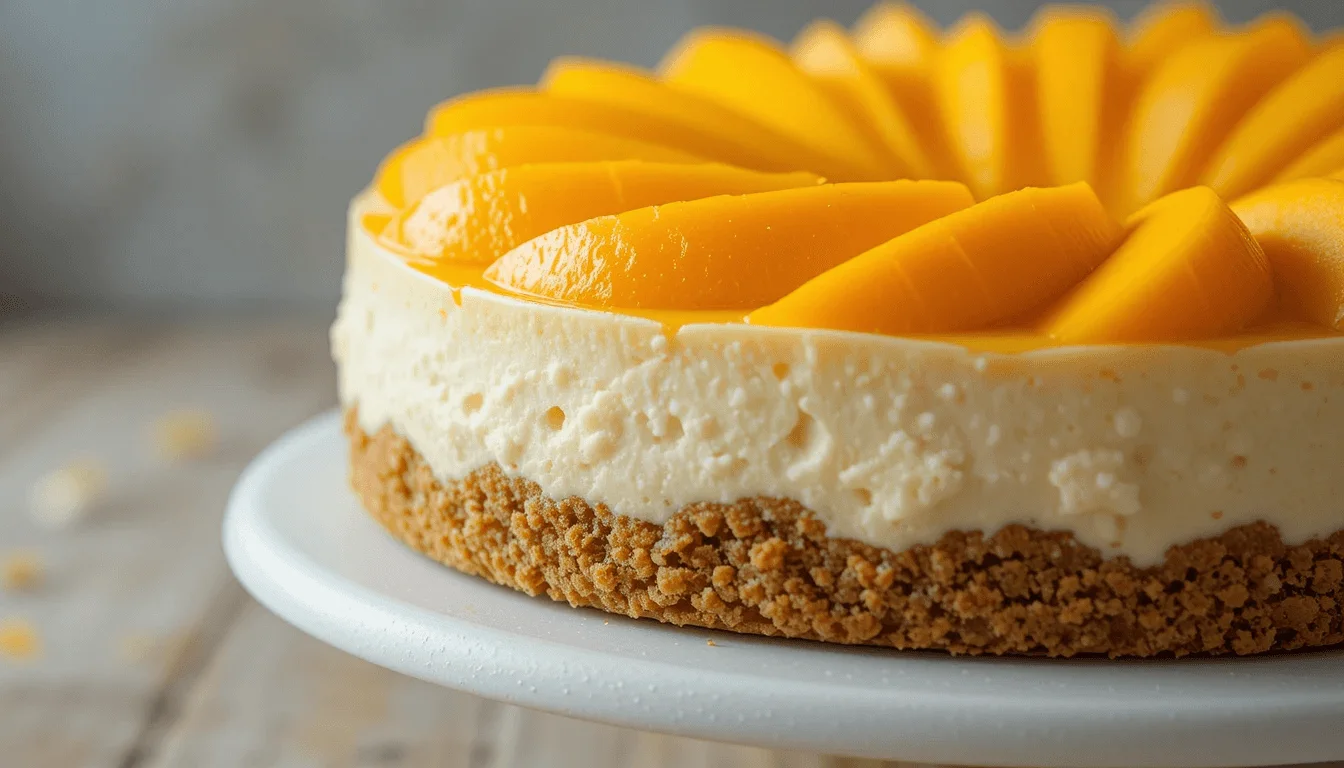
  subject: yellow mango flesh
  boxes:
[1276,126,1344,183]
[1125,1,1220,81]
[484,180,974,311]
[749,183,1121,334]
[1232,178,1344,329]
[1203,44,1344,198]
[426,89,766,169]
[388,162,820,268]
[376,128,700,209]
[1031,9,1125,196]
[1047,187,1273,343]
[851,2,957,179]
[1120,15,1311,211]
[790,20,933,178]
[658,29,887,180]
[539,58,845,177]
[935,15,1046,199]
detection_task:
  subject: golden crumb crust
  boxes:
[346,410,1344,657]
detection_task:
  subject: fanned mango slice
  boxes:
[1047,187,1272,343]
[851,2,956,179]
[1120,15,1311,211]
[1124,1,1220,81]
[658,29,887,180]
[539,58,845,177]
[376,128,700,209]
[749,183,1120,335]
[935,14,1045,199]
[387,162,820,267]
[1232,178,1344,329]
[484,180,973,311]
[426,89,777,170]
[790,20,933,178]
[1203,44,1344,198]
[1276,126,1344,182]
[1031,8,1125,195]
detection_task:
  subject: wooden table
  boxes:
[0,317,946,768]
[0,317,1333,768]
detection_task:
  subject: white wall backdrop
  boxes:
[1,0,1340,311]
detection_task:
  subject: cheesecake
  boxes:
[332,1,1344,657]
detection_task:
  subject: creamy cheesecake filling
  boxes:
[334,198,1344,567]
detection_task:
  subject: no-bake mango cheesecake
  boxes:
[332,1,1344,657]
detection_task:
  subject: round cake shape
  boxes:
[334,198,1344,657]
[336,2,1344,656]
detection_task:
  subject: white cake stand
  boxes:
[224,411,1344,768]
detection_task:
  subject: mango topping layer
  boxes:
[366,1,1344,346]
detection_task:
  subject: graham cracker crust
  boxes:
[345,410,1344,657]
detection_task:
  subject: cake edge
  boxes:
[346,408,1344,658]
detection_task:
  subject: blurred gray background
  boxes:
[1,0,1340,314]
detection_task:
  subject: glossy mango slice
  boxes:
[658,29,887,180]
[851,2,956,179]
[1232,178,1344,329]
[1124,1,1220,82]
[376,128,701,209]
[426,89,771,169]
[853,2,940,69]
[1119,15,1311,211]
[1047,187,1272,343]
[750,183,1121,334]
[935,14,1045,199]
[1276,126,1344,183]
[1203,44,1344,198]
[791,20,932,178]
[388,162,820,267]
[539,57,846,177]
[484,180,974,310]
[1031,8,1125,194]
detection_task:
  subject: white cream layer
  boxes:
[333,199,1344,567]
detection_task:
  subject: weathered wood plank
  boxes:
[0,318,335,768]
[145,602,487,768]
[0,318,151,450]
[146,600,936,768]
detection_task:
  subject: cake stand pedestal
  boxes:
[224,412,1344,768]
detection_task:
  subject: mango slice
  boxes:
[851,2,956,179]
[1232,178,1344,330]
[790,20,933,178]
[1276,126,1344,183]
[749,183,1120,335]
[1125,1,1220,82]
[539,58,845,177]
[1047,187,1273,343]
[388,161,820,267]
[658,29,887,180]
[484,180,973,310]
[1030,8,1125,195]
[426,89,766,169]
[935,14,1045,199]
[376,128,700,209]
[1203,44,1344,198]
[1119,15,1311,211]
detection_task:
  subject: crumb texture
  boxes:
[347,411,1344,658]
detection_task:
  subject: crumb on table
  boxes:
[1,551,43,592]
[28,460,106,529]
[0,618,41,661]
[151,409,218,461]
